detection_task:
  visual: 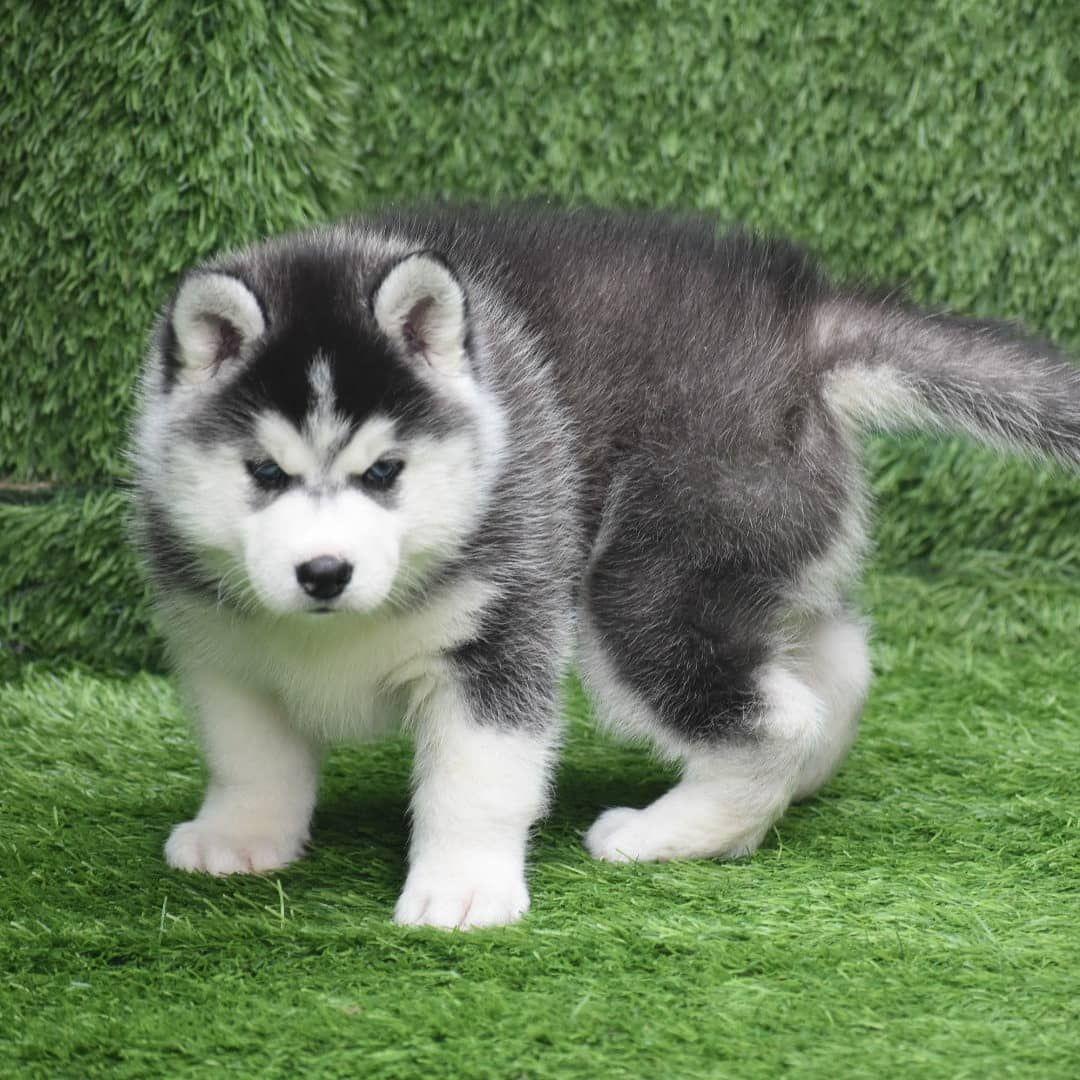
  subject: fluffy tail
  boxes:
[814,296,1080,468]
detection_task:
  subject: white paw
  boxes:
[165,819,306,875]
[584,805,767,863]
[584,806,656,862]
[393,857,530,930]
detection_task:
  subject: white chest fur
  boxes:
[163,577,496,743]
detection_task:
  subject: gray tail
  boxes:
[813,296,1080,468]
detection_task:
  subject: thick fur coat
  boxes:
[132,208,1080,927]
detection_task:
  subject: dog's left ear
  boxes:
[372,251,468,374]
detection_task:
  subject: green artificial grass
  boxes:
[4,0,1080,671]
[3,564,1078,1078]
[4,0,1080,1075]
[3,0,1078,484]
[2,0,359,483]
[0,489,160,677]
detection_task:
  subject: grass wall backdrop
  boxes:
[3,0,1078,673]
[3,1,1078,1076]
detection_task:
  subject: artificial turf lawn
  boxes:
[3,557,1078,1078]
[5,0,1079,484]
[4,0,1079,1074]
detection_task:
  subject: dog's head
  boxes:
[138,239,504,617]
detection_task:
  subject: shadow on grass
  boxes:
[104,743,843,922]
[307,750,842,868]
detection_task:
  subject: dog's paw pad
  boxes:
[165,820,305,876]
[394,864,529,930]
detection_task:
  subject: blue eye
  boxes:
[246,459,291,491]
[360,458,403,491]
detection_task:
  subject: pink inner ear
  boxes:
[208,315,243,372]
[401,296,435,355]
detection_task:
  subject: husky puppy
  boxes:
[132,208,1079,929]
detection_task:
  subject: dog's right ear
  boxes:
[167,272,265,383]
[371,252,468,375]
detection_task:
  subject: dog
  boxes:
[132,207,1079,928]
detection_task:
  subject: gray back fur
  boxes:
[138,206,1080,743]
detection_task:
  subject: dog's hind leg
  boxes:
[582,643,828,862]
[579,506,868,863]
[790,612,872,802]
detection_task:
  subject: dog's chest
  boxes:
[269,634,414,740]
[174,578,496,742]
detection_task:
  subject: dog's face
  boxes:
[142,246,502,616]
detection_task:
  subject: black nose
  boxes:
[296,556,353,601]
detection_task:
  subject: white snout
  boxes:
[243,489,401,613]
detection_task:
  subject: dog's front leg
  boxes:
[165,667,321,875]
[394,679,559,930]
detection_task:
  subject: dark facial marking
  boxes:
[245,459,293,493]
[357,457,404,492]
[209,253,446,444]
[138,502,219,601]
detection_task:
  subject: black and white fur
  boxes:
[132,208,1080,928]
